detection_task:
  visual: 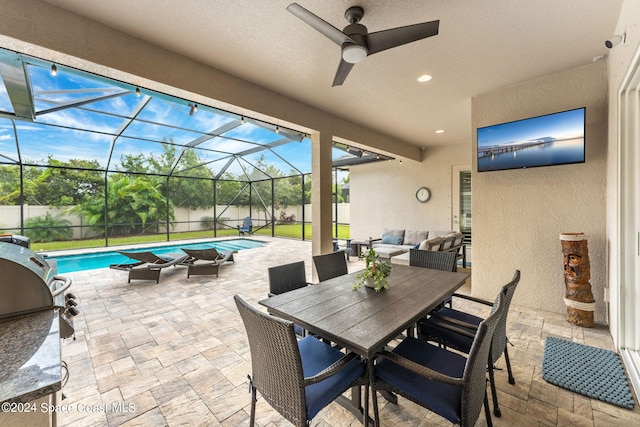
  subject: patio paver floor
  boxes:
[56,237,640,426]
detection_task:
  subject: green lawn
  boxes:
[30,224,351,252]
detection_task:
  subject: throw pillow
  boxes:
[381,234,403,245]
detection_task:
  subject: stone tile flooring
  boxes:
[57,237,640,426]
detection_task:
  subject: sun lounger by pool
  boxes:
[110,251,188,283]
[180,248,235,278]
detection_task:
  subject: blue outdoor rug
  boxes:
[542,337,635,409]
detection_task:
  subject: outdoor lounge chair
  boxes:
[110,251,188,283]
[180,247,235,278]
[237,217,253,235]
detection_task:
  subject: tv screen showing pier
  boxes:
[477,107,585,172]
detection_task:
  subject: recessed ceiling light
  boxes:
[435,129,444,134]
[417,74,432,83]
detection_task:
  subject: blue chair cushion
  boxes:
[293,324,305,337]
[375,337,466,424]
[420,307,482,353]
[298,335,365,420]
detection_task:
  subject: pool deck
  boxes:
[54,236,638,426]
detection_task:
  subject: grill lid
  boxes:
[0,242,55,319]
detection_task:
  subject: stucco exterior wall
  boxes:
[472,61,608,323]
[350,143,470,241]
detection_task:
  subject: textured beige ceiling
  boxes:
[43,0,622,148]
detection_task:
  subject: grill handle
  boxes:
[51,275,72,297]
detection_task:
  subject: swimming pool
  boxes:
[48,238,265,273]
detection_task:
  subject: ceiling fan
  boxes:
[286,3,439,86]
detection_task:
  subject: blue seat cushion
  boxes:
[420,307,482,353]
[375,337,466,424]
[298,336,365,420]
[293,324,305,337]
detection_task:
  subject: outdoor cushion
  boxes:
[404,230,429,246]
[428,230,453,239]
[419,237,444,251]
[375,336,466,424]
[382,228,405,239]
[381,234,404,245]
[298,335,366,420]
[440,234,456,250]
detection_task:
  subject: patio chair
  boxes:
[333,238,353,261]
[312,251,348,282]
[180,248,234,278]
[268,260,310,297]
[268,260,311,337]
[237,217,253,235]
[418,270,521,418]
[404,249,458,335]
[370,292,506,427]
[110,251,187,283]
[234,295,367,427]
[410,248,458,307]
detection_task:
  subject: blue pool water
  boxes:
[48,239,264,273]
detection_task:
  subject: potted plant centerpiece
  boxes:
[353,247,393,292]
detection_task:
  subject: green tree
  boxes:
[120,143,215,209]
[70,174,175,236]
[0,158,103,206]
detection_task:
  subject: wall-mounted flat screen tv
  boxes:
[477,107,585,172]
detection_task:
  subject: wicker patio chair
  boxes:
[110,251,187,283]
[267,260,310,297]
[418,270,521,417]
[268,261,311,336]
[180,248,234,278]
[312,251,348,282]
[405,249,458,334]
[234,295,367,427]
[370,292,506,427]
[409,248,457,271]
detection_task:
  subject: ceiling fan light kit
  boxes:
[286,3,439,86]
[342,43,368,63]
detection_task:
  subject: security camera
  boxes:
[605,34,625,49]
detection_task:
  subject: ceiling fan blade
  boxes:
[367,20,439,55]
[332,59,355,87]
[287,3,355,46]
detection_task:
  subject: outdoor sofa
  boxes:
[367,228,466,267]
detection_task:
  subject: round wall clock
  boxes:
[416,187,431,203]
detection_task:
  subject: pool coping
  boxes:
[41,236,270,257]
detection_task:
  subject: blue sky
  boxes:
[477,108,585,148]
[0,61,326,177]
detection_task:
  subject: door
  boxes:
[618,44,640,398]
[452,165,471,262]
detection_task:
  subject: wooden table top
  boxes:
[259,265,469,358]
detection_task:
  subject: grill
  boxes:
[0,241,77,338]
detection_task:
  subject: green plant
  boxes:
[23,212,72,243]
[200,216,215,230]
[353,248,393,292]
[69,175,175,236]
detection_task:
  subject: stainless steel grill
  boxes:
[0,241,77,338]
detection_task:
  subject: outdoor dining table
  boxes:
[258,264,469,422]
